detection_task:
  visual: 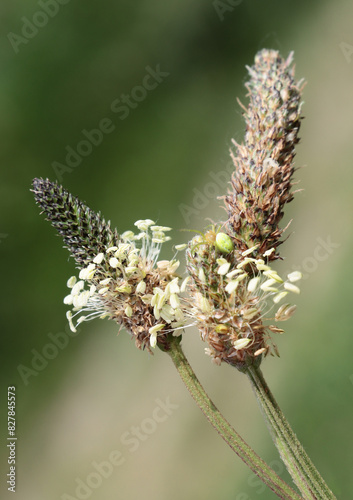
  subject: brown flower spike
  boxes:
[224,49,305,259]
[32,179,187,353]
[186,50,304,370]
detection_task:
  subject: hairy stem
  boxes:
[168,338,302,499]
[245,365,336,500]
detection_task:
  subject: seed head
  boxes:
[32,179,187,352]
[32,178,119,268]
[224,49,305,259]
[185,225,302,370]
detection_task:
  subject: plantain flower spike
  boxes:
[186,50,305,371]
[224,49,305,259]
[32,178,187,352]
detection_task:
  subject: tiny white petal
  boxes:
[135,219,155,231]
[241,244,259,256]
[284,283,301,294]
[174,308,185,322]
[67,276,77,288]
[106,246,118,253]
[180,277,190,293]
[153,305,161,319]
[121,230,135,240]
[260,279,278,292]
[80,264,95,280]
[149,323,165,335]
[151,293,158,307]
[226,269,244,278]
[125,266,138,274]
[170,293,180,309]
[169,278,180,294]
[236,257,256,268]
[157,292,167,310]
[87,269,96,280]
[198,268,206,283]
[242,308,258,320]
[157,260,170,269]
[150,332,157,348]
[98,286,110,295]
[72,281,84,296]
[75,290,90,307]
[99,278,111,286]
[160,305,174,323]
[196,293,211,313]
[175,244,188,251]
[141,294,153,304]
[256,263,271,272]
[263,269,283,283]
[78,270,88,282]
[287,271,302,282]
[136,281,146,294]
[134,232,146,241]
[233,338,251,350]
[109,257,119,268]
[63,294,73,305]
[125,305,132,317]
[235,272,248,282]
[151,225,172,232]
[247,277,260,293]
[93,253,104,264]
[218,262,231,275]
[169,260,180,273]
[115,284,132,293]
[152,237,166,244]
[273,291,288,304]
[225,280,239,294]
[263,248,275,257]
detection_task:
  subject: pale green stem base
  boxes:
[168,339,302,500]
[245,365,336,500]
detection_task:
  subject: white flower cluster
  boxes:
[141,276,190,347]
[63,220,188,347]
[214,244,302,322]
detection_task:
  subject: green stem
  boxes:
[245,365,336,500]
[167,339,302,500]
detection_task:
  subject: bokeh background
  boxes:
[1,1,353,498]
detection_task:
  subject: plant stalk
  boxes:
[245,365,336,500]
[167,338,302,500]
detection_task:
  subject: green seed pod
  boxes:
[215,232,234,254]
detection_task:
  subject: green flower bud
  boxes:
[215,232,234,254]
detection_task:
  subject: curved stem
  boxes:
[167,338,302,500]
[245,365,336,500]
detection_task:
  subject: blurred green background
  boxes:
[1,0,353,498]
